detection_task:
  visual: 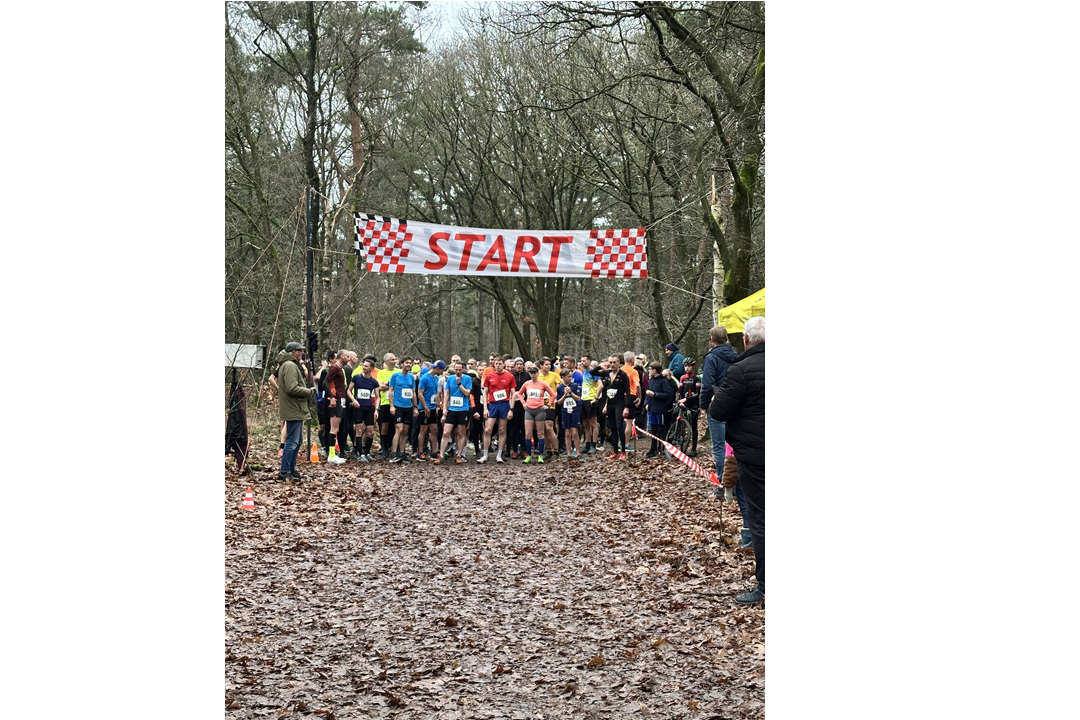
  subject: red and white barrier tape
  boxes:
[632,424,719,486]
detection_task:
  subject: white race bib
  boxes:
[400,388,413,399]
[450,396,464,409]
[492,389,508,402]
[564,399,577,410]
[357,389,371,400]
[527,388,542,399]
[606,389,617,399]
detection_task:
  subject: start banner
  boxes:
[354,213,648,279]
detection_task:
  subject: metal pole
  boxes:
[305,185,313,456]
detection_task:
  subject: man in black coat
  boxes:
[709,316,765,605]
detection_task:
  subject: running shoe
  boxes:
[523,455,532,464]
[537,456,545,464]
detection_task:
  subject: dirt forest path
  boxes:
[225,450,765,719]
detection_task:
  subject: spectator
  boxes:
[275,342,315,482]
[644,361,673,457]
[708,316,765,605]
[701,325,744,542]
[664,342,685,380]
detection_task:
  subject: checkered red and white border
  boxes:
[585,228,648,279]
[354,213,411,274]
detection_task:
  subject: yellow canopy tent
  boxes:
[716,287,765,334]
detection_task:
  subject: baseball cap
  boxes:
[433,360,446,370]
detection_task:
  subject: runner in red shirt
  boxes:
[479,357,516,464]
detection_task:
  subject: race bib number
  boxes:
[400,388,413,400]
[492,389,508,402]
[564,399,577,410]
[450,396,464,409]
[606,389,617,399]
[357,389,371,400]
[527,388,542,400]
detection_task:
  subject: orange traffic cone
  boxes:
[310,442,320,463]
[241,487,255,511]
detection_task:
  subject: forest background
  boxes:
[6,2,1065,718]
[225,1,765,369]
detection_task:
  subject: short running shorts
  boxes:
[352,406,375,427]
[444,410,470,426]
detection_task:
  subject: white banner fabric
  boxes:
[354,213,648,279]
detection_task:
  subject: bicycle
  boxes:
[664,403,693,458]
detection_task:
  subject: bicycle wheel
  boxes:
[665,416,692,457]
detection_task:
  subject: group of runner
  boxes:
[285,349,703,466]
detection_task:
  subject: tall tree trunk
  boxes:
[476,289,484,354]
[445,280,454,361]
[302,2,324,343]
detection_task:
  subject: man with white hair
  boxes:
[709,316,765,605]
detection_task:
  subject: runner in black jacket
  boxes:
[603,355,631,458]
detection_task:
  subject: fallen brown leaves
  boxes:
[226,445,764,718]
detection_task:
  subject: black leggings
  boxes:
[607,403,626,451]
[469,414,483,453]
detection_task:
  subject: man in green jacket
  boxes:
[277,342,315,482]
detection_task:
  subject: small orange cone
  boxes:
[241,487,255,511]
[310,442,320,463]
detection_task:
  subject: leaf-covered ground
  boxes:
[226,440,764,719]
